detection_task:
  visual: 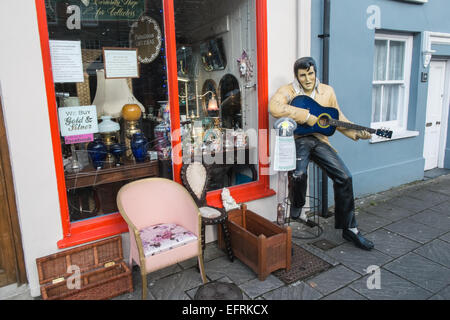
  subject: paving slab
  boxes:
[349,268,433,300]
[440,232,450,243]
[324,243,393,275]
[353,211,393,232]
[146,264,183,282]
[425,179,450,196]
[321,287,367,300]
[113,268,157,300]
[384,218,446,244]
[306,265,361,296]
[363,228,421,258]
[404,188,450,206]
[179,243,227,270]
[302,221,347,247]
[148,267,204,300]
[413,239,450,268]
[362,201,415,222]
[429,201,450,216]
[409,210,450,231]
[204,256,256,285]
[428,285,450,300]
[384,253,450,293]
[387,195,434,213]
[238,275,284,299]
[261,281,323,300]
[424,168,450,179]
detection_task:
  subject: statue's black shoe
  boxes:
[342,229,374,251]
[290,206,301,220]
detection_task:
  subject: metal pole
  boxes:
[320,0,333,218]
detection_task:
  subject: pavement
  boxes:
[3,169,450,300]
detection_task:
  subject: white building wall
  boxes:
[0,0,64,297]
[0,0,309,297]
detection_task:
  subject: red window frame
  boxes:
[35,0,275,249]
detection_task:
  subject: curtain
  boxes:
[372,39,406,123]
[389,41,405,80]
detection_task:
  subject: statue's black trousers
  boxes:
[289,135,357,230]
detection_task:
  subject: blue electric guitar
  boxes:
[291,95,393,139]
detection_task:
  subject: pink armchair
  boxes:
[117,177,207,300]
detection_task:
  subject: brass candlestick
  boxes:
[121,104,142,160]
[98,115,120,164]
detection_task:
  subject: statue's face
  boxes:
[297,67,316,94]
[239,62,247,75]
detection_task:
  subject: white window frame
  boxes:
[371,33,418,143]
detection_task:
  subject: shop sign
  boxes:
[129,15,162,64]
[50,0,145,22]
[58,105,99,137]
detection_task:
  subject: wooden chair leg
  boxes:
[201,222,206,254]
[197,254,207,284]
[141,270,148,300]
[221,222,234,262]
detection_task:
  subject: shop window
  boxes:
[44,0,170,227]
[174,0,259,191]
[37,0,273,248]
[371,33,413,134]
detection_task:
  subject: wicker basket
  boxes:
[218,204,292,280]
[36,236,133,300]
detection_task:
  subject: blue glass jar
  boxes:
[110,143,126,166]
[131,132,148,162]
[87,138,107,169]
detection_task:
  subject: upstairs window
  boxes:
[371,33,413,132]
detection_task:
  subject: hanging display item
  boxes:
[129,15,162,64]
[237,50,254,83]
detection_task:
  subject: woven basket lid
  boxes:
[36,236,124,285]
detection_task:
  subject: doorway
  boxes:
[0,89,27,287]
[423,60,449,171]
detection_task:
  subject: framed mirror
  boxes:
[200,37,227,71]
[219,74,242,129]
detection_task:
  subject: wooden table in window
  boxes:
[65,160,159,221]
[65,159,159,190]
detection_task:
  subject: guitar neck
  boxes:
[328,119,376,133]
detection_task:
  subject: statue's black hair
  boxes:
[293,57,317,79]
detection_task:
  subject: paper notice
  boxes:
[273,135,296,171]
[49,40,84,83]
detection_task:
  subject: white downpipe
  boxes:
[297,0,312,58]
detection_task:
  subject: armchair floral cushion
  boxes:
[140,223,197,257]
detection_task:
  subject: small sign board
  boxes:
[58,105,98,137]
[64,133,94,145]
[103,47,139,79]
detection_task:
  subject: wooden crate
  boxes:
[36,236,133,300]
[218,205,291,280]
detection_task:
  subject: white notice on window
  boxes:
[104,48,139,79]
[49,40,84,83]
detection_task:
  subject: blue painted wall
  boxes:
[310,0,450,201]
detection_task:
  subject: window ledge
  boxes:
[370,130,420,143]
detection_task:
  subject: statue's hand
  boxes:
[305,114,318,126]
[356,130,371,140]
